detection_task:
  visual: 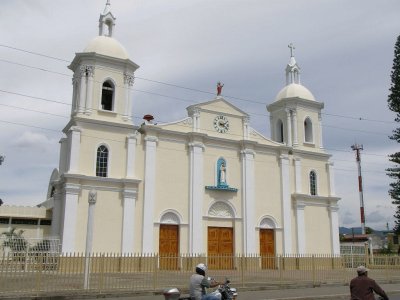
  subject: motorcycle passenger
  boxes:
[189,263,220,300]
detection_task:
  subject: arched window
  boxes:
[101,81,114,111]
[276,119,284,143]
[309,171,317,196]
[304,117,313,143]
[96,145,109,177]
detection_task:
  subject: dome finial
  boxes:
[286,43,301,85]
[99,0,116,37]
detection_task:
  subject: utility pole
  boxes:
[351,143,366,235]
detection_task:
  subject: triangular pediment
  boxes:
[187,97,249,118]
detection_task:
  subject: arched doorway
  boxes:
[259,217,276,269]
[159,212,180,270]
[207,202,235,270]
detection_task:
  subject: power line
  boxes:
[0,44,396,125]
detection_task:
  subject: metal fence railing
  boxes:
[1,252,400,298]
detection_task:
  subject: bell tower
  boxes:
[68,0,139,125]
[267,44,324,151]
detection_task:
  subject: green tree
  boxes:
[1,227,28,252]
[387,35,400,234]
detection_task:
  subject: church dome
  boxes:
[275,83,315,102]
[83,36,130,60]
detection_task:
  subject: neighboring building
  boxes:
[47,2,340,256]
[0,205,52,239]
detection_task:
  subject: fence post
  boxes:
[99,253,105,293]
[35,253,43,296]
[385,255,389,282]
[240,254,245,288]
[153,254,159,290]
[312,255,316,287]
[279,255,283,286]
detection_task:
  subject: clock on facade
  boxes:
[213,115,229,133]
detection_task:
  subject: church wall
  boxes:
[304,205,331,254]
[301,157,329,196]
[153,138,190,252]
[77,125,129,177]
[253,150,282,239]
[74,187,124,253]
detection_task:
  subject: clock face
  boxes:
[213,115,229,133]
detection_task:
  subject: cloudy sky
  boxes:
[0,0,399,231]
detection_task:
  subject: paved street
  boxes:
[90,283,400,300]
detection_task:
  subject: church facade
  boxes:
[48,2,340,256]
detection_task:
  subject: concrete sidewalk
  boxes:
[4,283,400,300]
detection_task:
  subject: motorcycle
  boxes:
[163,278,237,300]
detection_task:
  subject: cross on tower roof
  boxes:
[288,43,295,57]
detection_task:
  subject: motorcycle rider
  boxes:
[189,263,221,300]
[350,265,389,300]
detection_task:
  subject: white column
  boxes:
[327,162,336,196]
[85,190,97,254]
[296,201,306,254]
[286,110,292,147]
[122,189,137,253]
[78,66,87,113]
[329,204,340,255]
[68,126,81,173]
[294,157,302,194]
[85,66,94,115]
[319,112,324,149]
[61,183,80,253]
[126,133,138,178]
[123,73,135,122]
[241,149,256,254]
[292,110,298,146]
[189,141,204,253]
[142,136,158,253]
[280,154,292,254]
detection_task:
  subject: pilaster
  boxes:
[142,135,158,253]
[285,109,292,147]
[126,133,138,178]
[123,73,135,122]
[327,162,336,196]
[241,148,256,254]
[68,126,81,173]
[122,189,137,253]
[61,183,81,253]
[296,201,306,254]
[188,141,205,253]
[329,204,340,255]
[280,154,292,254]
[294,157,302,193]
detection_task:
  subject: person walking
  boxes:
[350,265,389,300]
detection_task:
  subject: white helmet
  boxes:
[196,263,207,272]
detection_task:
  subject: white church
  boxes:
[46,1,341,257]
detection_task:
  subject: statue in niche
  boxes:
[217,159,228,187]
[219,163,226,184]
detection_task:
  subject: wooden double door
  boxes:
[159,224,179,270]
[208,227,234,270]
[260,229,275,269]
